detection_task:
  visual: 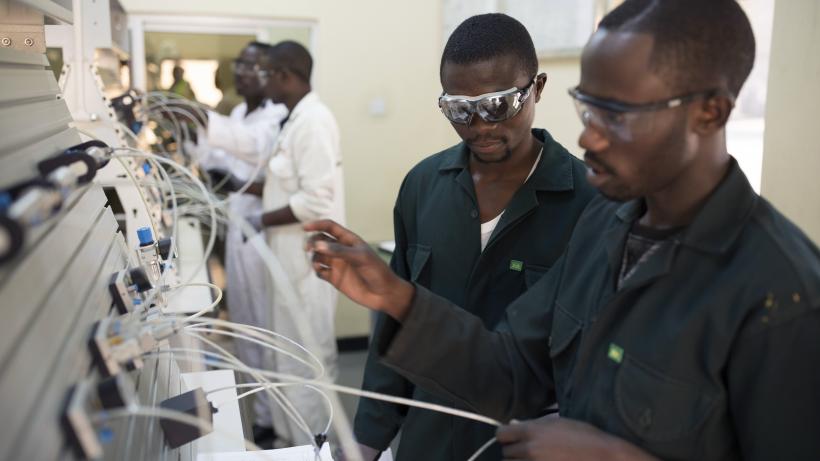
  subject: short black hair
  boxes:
[440,13,538,80]
[599,0,755,97]
[246,40,272,51]
[268,40,313,83]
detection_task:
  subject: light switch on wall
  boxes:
[368,97,387,116]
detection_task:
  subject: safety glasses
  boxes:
[568,87,719,142]
[231,59,270,77]
[439,74,543,125]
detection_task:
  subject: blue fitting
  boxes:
[0,192,11,211]
[142,161,151,175]
[136,226,154,246]
[98,427,114,444]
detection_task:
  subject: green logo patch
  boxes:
[510,260,524,272]
[608,343,624,364]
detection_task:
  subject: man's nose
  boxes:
[468,113,499,135]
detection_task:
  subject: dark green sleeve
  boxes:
[353,199,416,450]
[728,308,820,460]
[375,254,566,422]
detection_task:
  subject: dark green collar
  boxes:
[614,158,758,255]
[437,128,576,192]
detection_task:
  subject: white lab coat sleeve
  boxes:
[191,126,215,167]
[287,117,339,222]
[207,111,278,164]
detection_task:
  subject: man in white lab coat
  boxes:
[245,40,345,446]
[196,41,288,444]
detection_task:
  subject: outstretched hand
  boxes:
[304,220,415,320]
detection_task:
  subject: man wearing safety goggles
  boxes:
[306,0,820,460]
[352,13,595,461]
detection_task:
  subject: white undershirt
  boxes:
[480,150,543,251]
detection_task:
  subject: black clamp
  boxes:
[37,140,111,184]
[0,179,61,264]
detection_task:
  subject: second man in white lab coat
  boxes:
[196,41,288,446]
[245,40,345,446]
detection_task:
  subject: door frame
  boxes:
[128,14,318,91]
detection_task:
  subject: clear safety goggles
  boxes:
[568,87,719,142]
[231,59,270,77]
[438,74,542,125]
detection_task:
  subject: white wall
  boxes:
[761,0,820,243]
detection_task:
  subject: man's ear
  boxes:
[692,94,733,135]
[281,68,299,87]
[534,73,548,103]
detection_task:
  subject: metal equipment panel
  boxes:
[0,186,106,367]
[15,236,126,460]
[0,67,59,104]
[0,97,74,158]
[0,128,82,188]
[0,205,118,453]
[1,12,212,461]
[0,48,75,186]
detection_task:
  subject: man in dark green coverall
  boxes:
[307,0,820,460]
[353,14,595,461]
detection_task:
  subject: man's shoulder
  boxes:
[293,94,338,129]
[402,142,463,184]
[229,102,248,118]
[746,198,820,304]
[302,94,334,115]
[391,143,464,211]
[261,101,288,120]
[536,128,583,165]
[715,197,820,337]
[537,129,596,200]
[287,99,340,147]
[574,194,619,227]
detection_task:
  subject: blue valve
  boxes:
[136,227,153,246]
[0,192,11,211]
[98,427,114,444]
